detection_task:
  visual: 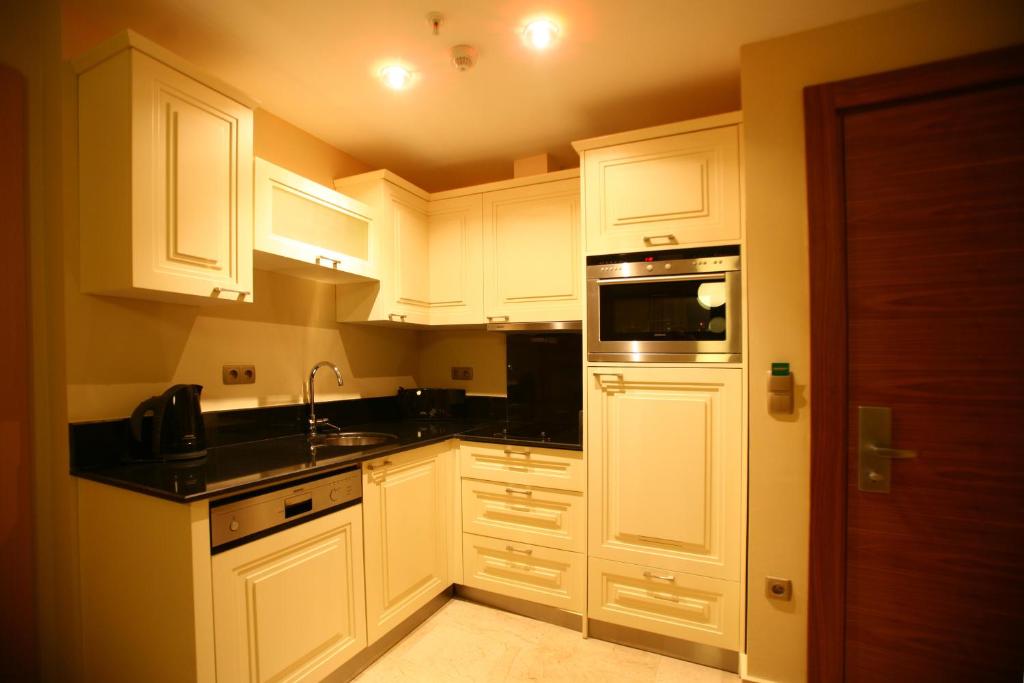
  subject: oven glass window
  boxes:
[599,279,728,341]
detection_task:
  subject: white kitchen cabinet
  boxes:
[75,30,255,303]
[254,157,377,284]
[481,175,582,322]
[334,172,483,325]
[461,478,586,553]
[574,113,741,255]
[587,366,742,581]
[212,506,367,682]
[362,442,453,643]
[588,556,740,650]
[458,441,585,492]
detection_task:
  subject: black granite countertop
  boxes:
[71,399,582,503]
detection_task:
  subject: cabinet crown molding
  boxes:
[72,29,259,109]
[571,111,742,153]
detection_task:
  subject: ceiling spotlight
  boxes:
[523,19,559,50]
[379,65,413,90]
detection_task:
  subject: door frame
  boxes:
[804,45,1024,683]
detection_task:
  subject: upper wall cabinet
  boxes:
[75,31,256,304]
[481,175,582,323]
[254,158,377,284]
[333,172,483,326]
[573,113,742,255]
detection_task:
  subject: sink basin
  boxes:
[310,431,398,449]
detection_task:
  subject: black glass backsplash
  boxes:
[506,332,582,425]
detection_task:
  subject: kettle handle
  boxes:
[130,395,164,453]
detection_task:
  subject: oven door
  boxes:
[587,271,741,362]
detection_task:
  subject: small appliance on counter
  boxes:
[397,387,466,420]
[129,384,207,461]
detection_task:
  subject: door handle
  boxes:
[858,406,918,493]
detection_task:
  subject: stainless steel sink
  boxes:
[310,431,398,449]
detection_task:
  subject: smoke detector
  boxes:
[450,45,478,72]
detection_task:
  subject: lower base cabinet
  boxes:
[587,557,740,650]
[212,505,367,682]
[462,533,584,612]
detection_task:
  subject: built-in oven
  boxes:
[586,246,741,363]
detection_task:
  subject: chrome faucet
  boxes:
[308,361,344,435]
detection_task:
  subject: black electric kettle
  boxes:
[130,384,207,460]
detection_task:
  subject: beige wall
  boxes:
[416,330,508,397]
[741,1,1024,681]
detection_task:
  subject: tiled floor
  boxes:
[353,598,740,682]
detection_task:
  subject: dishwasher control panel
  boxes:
[210,467,361,551]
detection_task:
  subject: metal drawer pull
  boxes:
[487,315,510,322]
[649,591,680,603]
[212,287,250,297]
[505,487,533,497]
[316,254,341,268]
[503,448,531,457]
[643,571,676,582]
[505,544,533,555]
[366,460,392,471]
[642,234,678,245]
[388,313,408,322]
[594,372,624,380]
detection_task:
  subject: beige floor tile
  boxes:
[354,598,735,683]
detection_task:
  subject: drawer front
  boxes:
[587,557,740,651]
[461,479,585,552]
[462,533,584,613]
[459,442,585,491]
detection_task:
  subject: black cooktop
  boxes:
[460,420,582,450]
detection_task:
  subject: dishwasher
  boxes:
[209,466,368,681]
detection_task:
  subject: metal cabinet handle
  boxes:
[212,287,251,297]
[316,254,341,268]
[643,571,676,582]
[503,448,531,457]
[642,234,678,246]
[366,459,392,471]
[504,487,533,497]
[487,315,510,322]
[388,313,408,322]
[505,545,533,555]
[593,373,624,379]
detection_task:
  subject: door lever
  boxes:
[858,406,918,493]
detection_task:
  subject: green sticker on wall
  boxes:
[771,362,790,376]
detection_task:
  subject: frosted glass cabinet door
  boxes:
[482,177,582,323]
[587,366,742,580]
[212,507,366,682]
[254,157,376,284]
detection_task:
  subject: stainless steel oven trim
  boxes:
[587,268,741,362]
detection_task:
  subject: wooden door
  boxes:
[587,366,742,580]
[0,63,34,682]
[362,444,450,643]
[482,178,582,322]
[212,506,366,682]
[807,47,1024,682]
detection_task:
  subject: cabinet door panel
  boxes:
[463,533,584,612]
[459,441,585,492]
[483,178,582,322]
[588,557,739,650]
[133,53,253,299]
[588,367,741,579]
[212,507,366,683]
[394,199,431,307]
[427,194,484,324]
[461,478,585,552]
[583,126,740,254]
[363,444,450,643]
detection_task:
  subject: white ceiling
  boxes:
[62,0,916,191]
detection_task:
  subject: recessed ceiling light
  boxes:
[523,19,559,50]
[379,65,413,90]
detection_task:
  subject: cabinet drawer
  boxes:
[462,533,584,613]
[587,557,739,651]
[461,479,585,552]
[459,442,584,491]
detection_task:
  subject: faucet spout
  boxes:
[308,361,344,435]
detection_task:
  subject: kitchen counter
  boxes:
[71,412,582,503]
